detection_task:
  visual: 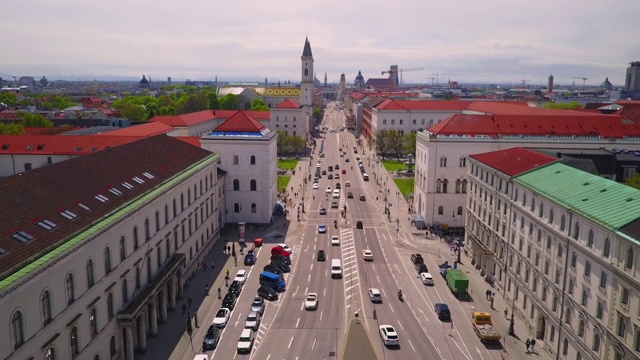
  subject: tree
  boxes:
[114,102,147,122]
[207,92,220,110]
[179,93,208,114]
[403,131,417,155]
[0,92,17,106]
[276,130,307,156]
[20,113,54,127]
[250,98,270,111]
[542,101,580,110]
[375,130,390,159]
[314,107,323,121]
[387,130,405,161]
[627,173,640,190]
[0,123,25,134]
[276,130,292,155]
[219,94,240,110]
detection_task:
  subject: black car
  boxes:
[229,280,243,296]
[322,170,327,175]
[411,254,424,265]
[331,201,339,209]
[335,164,340,170]
[244,251,256,266]
[415,263,428,274]
[270,260,290,273]
[345,158,350,162]
[202,325,221,350]
[335,183,341,189]
[263,264,283,276]
[317,249,326,261]
[257,285,279,301]
[271,254,291,265]
[319,207,327,215]
[222,292,237,310]
[434,303,451,321]
[347,192,354,199]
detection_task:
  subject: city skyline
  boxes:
[1,0,639,86]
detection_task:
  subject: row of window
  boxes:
[435,206,464,216]
[232,155,257,165]
[231,203,259,213]
[439,156,467,168]
[381,118,440,126]
[275,116,297,121]
[232,179,258,191]
[435,179,468,194]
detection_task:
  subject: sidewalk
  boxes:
[138,158,310,360]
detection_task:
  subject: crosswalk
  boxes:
[340,227,361,315]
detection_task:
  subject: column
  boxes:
[150,298,159,336]
[159,287,168,323]
[177,274,184,298]
[168,277,176,310]
[137,315,147,352]
[125,326,135,360]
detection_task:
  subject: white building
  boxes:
[413,102,640,228]
[270,98,308,137]
[467,147,640,360]
[201,111,278,224]
[0,135,225,360]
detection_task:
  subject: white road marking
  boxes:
[407,339,416,351]
[288,336,295,348]
[397,320,404,330]
[295,318,300,328]
[389,303,394,313]
[308,274,311,282]
[312,338,317,350]
[320,310,323,319]
[294,286,299,296]
[310,263,313,271]
[323,288,326,296]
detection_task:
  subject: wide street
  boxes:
[192,102,514,360]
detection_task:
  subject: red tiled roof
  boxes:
[377,99,471,111]
[176,136,202,147]
[215,111,266,132]
[96,122,174,137]
[0,135,213,279]
[276,99,302,109]
[150,110,217,127]
[470,147,558,176]
[427,113,640,139]
[242,110,270,120]
[0,135,143,155]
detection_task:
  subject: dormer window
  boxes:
[27,144,34,150]
[122,182,134,190]
[12,230,35,243]
[60,209,78,220]
[75,147,82,152]
[109,188,123,196]
[133,177,145,184]
[90,147,98,152]
[95,194,109,202]
[37,219,58,230]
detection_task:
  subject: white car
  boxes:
[277,243,292,253]
[305,293,318,310]
[212,308,231,328]
[326,186,332,193]
[331,236,340,246]
[245,311,261,330]
[237,328,254,354]
[362,249,373,261]
[379,325,399,346]
[420,272,434,285]
[332,189,340,198]
[368,288,382,302]
[313,183,319,189]
[345,181,351,187]
[234,269,247,284]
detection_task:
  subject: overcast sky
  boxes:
[2,0,638,86]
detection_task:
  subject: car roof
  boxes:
[237,269,247,275]
[247,311,258,316]
[435,303,449,309]
[421,272,432,277]
[369,288,380,293]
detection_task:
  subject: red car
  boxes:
[271,246,291,257]
[342,169,346,174]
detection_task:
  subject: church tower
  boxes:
[300,37,315,137]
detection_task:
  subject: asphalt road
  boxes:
[196,101,508,360]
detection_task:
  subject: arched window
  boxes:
[110,336,117,356]
[11,310,25,349]
[94,355,100,360]
[573,222,580,239]
[107,293,114,320]
[144,218,150,241]
[587,230,594,248]
[119,236,126,261]
[603,238,610,257]
[155,211,160,232]
[435,179,442,193]
[41,290,52,325]
[122,279,128,303]
[104,247,112,273]
[132,227,139,250]
[538,203,544,218]
[459,157,466,167]
[305,68,309,76]
[592,333,601,352]
[442,179,449,193]
[250,155,256,165]
[70,326,79,357]
[578,320,585,337]
[440,156,447,167]
[164,204,169,224]
[560,215,566,231]
[455,179,461,193]
[66,273,75,305]
[234,203,240,213]
[250,180,257,191]
[89,308,98,337]
[438,206,444,215]
[233,179,240,191]
[549,209,554,224]
[251,203,257,213]
[457,206,463,216]
[233,155,239,165]
[87,259,95,288]
[45,347,56,360]
[461,180,468,193]
[625,248,634,270]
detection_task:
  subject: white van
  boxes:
[362,173,369,181]
[193,355,209,360]
[331,259,342,278]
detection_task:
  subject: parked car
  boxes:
[263,264,283,276]
[202,325,221,350]
[257,285,278,300]
[212,308,231,328]
[234,270,247,284]
[251,296,265,315]
[222,292,238,310]
[229,281,243,296]
[270,260,290,273]
[244,251,256,265]
[317,250,326,261]
[271,253,291,265]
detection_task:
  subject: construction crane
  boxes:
[572,77,588,89]
[432,73,455,85]
[381,67,424,93]
[427,77,436,86]
[399,67,423,84]
[521,79,530,87]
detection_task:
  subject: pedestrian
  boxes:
[205,283,209,295]
[211,261,215,270]
[226,268,230,276]
[188,296,192,308]
[227,245,230,254]
[486,289,491,300]
[182,302,186,315]
[530,339,536,353]
[525,339,531,354]
[203,262,207,271]
[504,308,508,319]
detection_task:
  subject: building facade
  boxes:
[0,135,225,360]
[270,98,308,137]
[467,148,640,360]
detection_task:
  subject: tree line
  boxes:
[373,130,417,160]
[276,130,307,156]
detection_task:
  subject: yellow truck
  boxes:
[472,312,501,342]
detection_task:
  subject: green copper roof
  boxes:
[515,163,640,231]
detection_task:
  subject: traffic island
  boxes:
[343,318,379,360]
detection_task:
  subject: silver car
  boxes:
[245,311,261,330]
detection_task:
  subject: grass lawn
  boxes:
[278,159,299,170]
[394,178,415,198]
[381,159,407,172]
[278,176,291,193]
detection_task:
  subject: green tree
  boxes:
[626,173,640,190]
[207,92,221,110]
[20,113,54,127]
[114,102,147,122]
[52,95,74,110]
[0,123,25,134]
[250,98,270,111]
[276,130,292,155]
[403,131,417,154]
[219,94,240,110]
[375,130,390,159]
[542,101,580,110]
[0,92,17,106]
[179,93,208,114]
[387,130,405,161]
[314,107,323,120]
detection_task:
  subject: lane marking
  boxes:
[288,336,295,348]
